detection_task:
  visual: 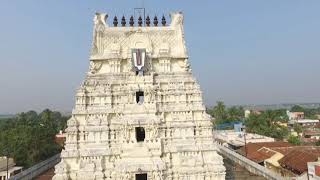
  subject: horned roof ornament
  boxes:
[91,12,188,60]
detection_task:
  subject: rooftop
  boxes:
[289,119,319,124]
[238,142,292,163]
[215,130,275,147]
[290,112,304,115]
[239,142,320,175]
[304,130,320,136]
[0,157,15,171]
[278,147,320,175]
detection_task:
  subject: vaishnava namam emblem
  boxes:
[132,49,146,70]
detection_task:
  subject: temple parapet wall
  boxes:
[91,12,187,59]
[89,12,190,75]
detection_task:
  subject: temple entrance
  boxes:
[135,127,145,142]
[135,173,147,180]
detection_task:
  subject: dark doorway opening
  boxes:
[136,91,144,104]
[136,173,147,180]
[135,127,145,142]
[136,70,144,76]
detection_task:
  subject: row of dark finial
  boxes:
[113,15,166,27]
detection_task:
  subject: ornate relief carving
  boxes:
[152,171,163,180]
[120,121,132,141]
[89,61,103,74]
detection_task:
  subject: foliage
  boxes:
[288,135,301,145]
[208,102,320,140]
[0,109,69,168]
[245,110,289,140]
[270,109,289,122]
[208,101,244,126]
[316,140,320,146]
[291,105,305,112]
[291,105,320,119]
[293,123,303,134]
[211,101,227,124]
[227,106,245,121]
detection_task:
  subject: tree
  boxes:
[245,113,267,135]
[245,110,289,140]
[227,106,244,122]
[291,105,304,112]
[288,135,301,145]
[293,124,303,135]
[272,109,289,122]
[207,102,246,130]
[0,109,69,168]
[291,105,318,119]
[212,101,228,124]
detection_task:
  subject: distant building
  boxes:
[289,119,320,127]
[244,110,251,118]
[303,130,320,142]
[234,122,245,132]
[287,110,305,120]
[244,109,262,118]
[0,157,22,180]
[276,121,288,127]
[287,110,319,128]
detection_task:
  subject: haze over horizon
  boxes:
[1,1,320,114]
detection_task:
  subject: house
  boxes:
[278,147,320,176]
[287,110,319,130]
[244,109,262,118]
[303,130,320,141]
[0,157,22,180]
[307,161,320,180]
[289,119,320,127]
[238,142,320,178]
[287,110,305,120]
[215,130,275,150]
[234,122,245,132]
[237,142,291,165]
[244,110,251,118]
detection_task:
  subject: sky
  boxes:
[0,1,320,114]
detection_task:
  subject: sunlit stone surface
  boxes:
[53,12,226,180]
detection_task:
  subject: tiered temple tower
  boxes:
[53,12,225,180]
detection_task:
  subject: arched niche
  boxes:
[128,32,152,54]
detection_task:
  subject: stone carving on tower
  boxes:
[53,12,226,180]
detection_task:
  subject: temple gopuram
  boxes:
[53,12,226,180]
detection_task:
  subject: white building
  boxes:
[287,110,304,120]
[289,119,319,127]
[287,110,319,127]
[0,157,22,180]
[215,130,274,149]
[244,110,251,118]
[53,12,225,180]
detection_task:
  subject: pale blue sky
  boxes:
[0,1,320,114]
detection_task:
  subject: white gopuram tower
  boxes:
[53,12,225,180]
